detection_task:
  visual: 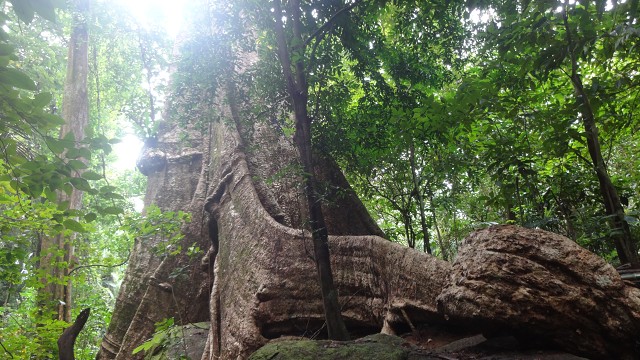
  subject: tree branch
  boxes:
[0,340,13,359]
[68,250,130,276]
[58,308,90,360]
[303,0,363,48]
[272,0,298,95]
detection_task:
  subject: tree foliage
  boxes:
[0,0,175,358]
[2,0,640,357]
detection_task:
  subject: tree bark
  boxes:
[430,193,448,261]
[99,3,451,359]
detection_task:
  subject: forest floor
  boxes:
[401,324,587,359]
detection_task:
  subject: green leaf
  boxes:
[63,131,76,143]
[66,147,91,160]
[100,185,118,193]
[45,137,66,154]
[100,206,123,216]
[44,113,65,127]
[8,180,18,192]
[0,56,10,68]
[67,159,87,170]
[103,192,124,200]
[77,147,91,159]
[57,200,70,211]
[33,92,52,108]
[63,219,86,233]
[69,177,92,192]
[32,0,57,22]
[0,68,36,91]
[84,212,97,222]
[0,44,15,56]
[44,187,57,202]
[81,170,102,181]
[62,183,73,196]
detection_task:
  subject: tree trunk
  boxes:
[563,7,639,266]
[430,194,448,261]
[409,142,431,254]
[271,0,349,341]
[99,3,450,359]
[37,0,89,324]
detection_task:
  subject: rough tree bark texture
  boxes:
[37,0,89,323]
[96,113,212,358]
[438,225,640,359]
[270,0,350,340]
[98,19,450,360]
[200,82,451,358]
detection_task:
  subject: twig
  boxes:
[67,251,130,276]
[0,340,13,359]
[400,308,416,333]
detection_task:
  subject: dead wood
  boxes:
[58,308,90,360]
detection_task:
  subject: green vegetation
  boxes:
[2,0,640,358]
[0,0,177,358]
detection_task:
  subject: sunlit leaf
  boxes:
[67,159,87,170]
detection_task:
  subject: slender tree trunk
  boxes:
[563,7,639,266]
[409,142,431,254]
[402,211,415,249]
[37,0,90,323]
[271,0,349,340]
[505,201,516,222]
[430,193,448,261]
[515,175,524,223]
[60,0,90,322]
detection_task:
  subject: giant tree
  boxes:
[98,1,455,358]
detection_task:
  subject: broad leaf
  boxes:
[0,68,37,90]
[63,219,86,233]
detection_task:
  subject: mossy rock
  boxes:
[142,322,210,360]
[248,334,410,360]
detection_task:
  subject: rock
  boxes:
[248,332,591,360]
[436,225,640,359]
[248,334,411,360]
[141,322,209,360]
